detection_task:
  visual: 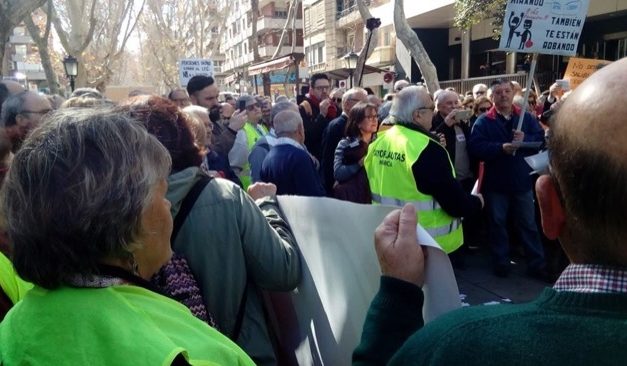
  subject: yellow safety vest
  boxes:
[0,251,32,304]
[364,124,463,253]
[241,122,268,189]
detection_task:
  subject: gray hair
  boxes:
[2,107,171,289]
[271,101,299,123]
[435,90,458,107]
[389,85,429,123]
[273,110,303,135]
[0,91,29,127]
[341,87,367,110]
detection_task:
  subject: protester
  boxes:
[364,86,483,254]
[332,101,377,203]
[120,95,301,366]
[261,110,325,197]
[468,79,547,279]
[298,73,338,160]
[168,88,191,108]
[320,87,368,195]
[353,58,627,365]
[0,108,254,365]
[0,91,52,153]
[472,83,487,99]
[470,96,492,128]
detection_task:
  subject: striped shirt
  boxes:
[553,264,627,294]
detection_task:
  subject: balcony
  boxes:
[257,16,303,33]
[258,45,304,59]
[9,35,34,44]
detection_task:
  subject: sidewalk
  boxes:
[453,248,549,306]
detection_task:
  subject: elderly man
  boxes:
[299,73,338,161]
[354,57,627,366]
[229,95,268,189]
[249,101,300,183]
[472,83,488,99]
[364,86,483,254]
[168,88,191,108]
[469,79,547,278]
[320,87,368,194]
[1,91,52,153]
[393,79,410,93]
[187,75,245,157]
[260,110,325,196]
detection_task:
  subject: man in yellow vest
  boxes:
[229,95,269,189]
[364,86,484,254]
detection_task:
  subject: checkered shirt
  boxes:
[553,264,627,294]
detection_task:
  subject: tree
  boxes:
[454,0,507,38]
[139,0,228,91]
[24,2,60,94]
[0,0,48,76]
[393,0,440,92]
[353,0,379,87]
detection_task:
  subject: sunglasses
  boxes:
[246,103,260,111]
[478,107,490,113]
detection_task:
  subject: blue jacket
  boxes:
[468,106,545,193]
[261,142,326,197]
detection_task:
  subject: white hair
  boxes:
[341,87,367,110]
[273,110,303,135]
[182,105,208,119]
[389,85,430,123]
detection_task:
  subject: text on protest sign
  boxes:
[179,59,214,86]
[499,0,590,56]
[563,57,612,89]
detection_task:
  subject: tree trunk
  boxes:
[393,0,440,92]
[24,5,60,95]
[353,0,378,87]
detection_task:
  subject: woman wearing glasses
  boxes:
[470,96,493,130]
[332,101,378,203]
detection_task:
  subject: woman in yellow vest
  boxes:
[0,109,254,366]
[229,95,268,189]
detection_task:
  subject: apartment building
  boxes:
[219,0,304,95]
[2,25,46,90]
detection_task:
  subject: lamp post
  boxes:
[342,51,358,88]
[62,55,78,92]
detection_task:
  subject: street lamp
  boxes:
[342,51,359,88]
[62,55,78,92]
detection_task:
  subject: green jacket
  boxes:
[354,276,627,365]
[167,167,302,366]
[0,285,254,365]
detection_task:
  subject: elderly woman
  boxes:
[119,95,301,366]
[0,108,254,365]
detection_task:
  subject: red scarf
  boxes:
[307,93,338,119]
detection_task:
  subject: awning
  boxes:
[248,53,304,76]
[325,64,389,80]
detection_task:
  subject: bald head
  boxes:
[548,58,627,265]
[342,88,368,113]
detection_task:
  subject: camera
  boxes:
[366,18,381,31]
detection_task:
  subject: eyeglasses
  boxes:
[417,105,435,112]
[364,114,378,120]
[314,85,330,91]
[246,104,260,111]
[478,107,490,113]
[22,109,52,115]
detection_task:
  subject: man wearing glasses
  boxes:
[299,73,338,161]
[0,91,52,153]
[364,86,483,255]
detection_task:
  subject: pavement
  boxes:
[453,247,550,307]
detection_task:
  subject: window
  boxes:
[306,42,325,66]
[274,10,288,18]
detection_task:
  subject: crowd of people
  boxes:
[0,56,626,365]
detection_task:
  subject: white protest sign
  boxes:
[499,0,589,56]
[178,58,214,86]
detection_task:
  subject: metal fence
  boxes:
[439,73,529,94]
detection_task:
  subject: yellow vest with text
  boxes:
[241,122,268,189]
[364,124,463,253]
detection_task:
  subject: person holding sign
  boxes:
[468,79,547,279]
[354,58,627,365]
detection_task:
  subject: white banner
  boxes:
[178,58,214,86]
[499,0,590,56]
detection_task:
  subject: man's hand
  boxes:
[247,182,277,200]
[549,83,563,99]
[319,98,331,117]
[502,143,518,155]
[512,129,524,142]
[228,110,247,131]
[374,204,425,287]
[444,110,459,127]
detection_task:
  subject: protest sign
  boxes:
[563,57,612,89]
[267,196,460,365]
[178,58,214,86]
[499,0,590,56]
